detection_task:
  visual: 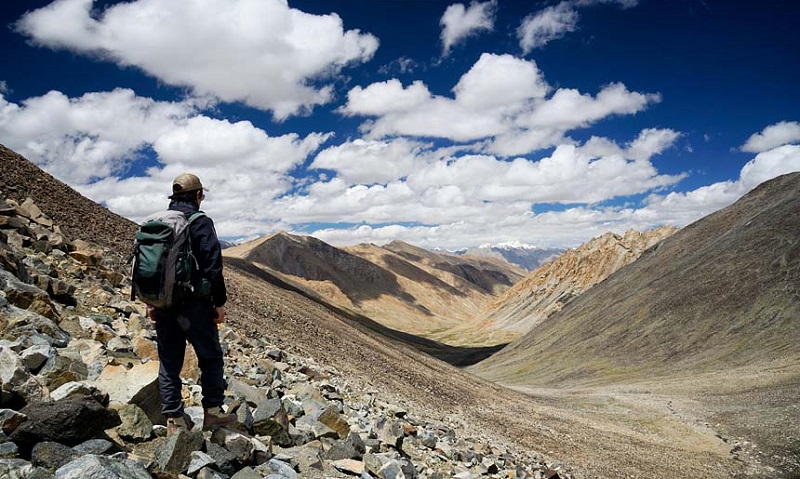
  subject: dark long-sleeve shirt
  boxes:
[168,199,227,307]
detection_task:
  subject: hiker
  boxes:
[147,173,235,435]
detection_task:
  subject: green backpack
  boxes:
[130,210,205,308]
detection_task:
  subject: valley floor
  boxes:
[503,360,800,478]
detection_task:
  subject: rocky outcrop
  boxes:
[481,226,678,335]
[0,191,569,479]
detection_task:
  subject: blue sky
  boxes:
[1,0,798,249]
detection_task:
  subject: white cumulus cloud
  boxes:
[15,0,379,119]
[341,54,659,154]
[440,0,497,55]
[741,121,800,153]
[0,88,330,235]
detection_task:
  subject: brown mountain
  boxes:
[480,226,678,336]
[470,172,800,475]
[226,234,526,346]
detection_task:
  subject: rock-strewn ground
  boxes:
[0,193,569,478]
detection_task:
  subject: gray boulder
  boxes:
[55,454,151,479]
[114,404,153,443]
[0,408,27,435]
[10,398,121,457]
[154,428,204,474]
[204,441,241,476]
[324,431,366,461]
[31,441,80,470]
[252,397,291,446]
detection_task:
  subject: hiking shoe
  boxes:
[166,415,189,437]
[203,406,237,430]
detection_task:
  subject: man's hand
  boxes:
[213,306,226,324]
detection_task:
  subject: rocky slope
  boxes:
[480,227,678,336]
[470,172,800,476]
[0,144,137,256]
[0,187,566,478]
[225,234,526,346]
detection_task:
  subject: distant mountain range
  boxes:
[224,233,528,346]
[448,242,564,271]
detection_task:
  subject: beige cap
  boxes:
[171,173,204,196]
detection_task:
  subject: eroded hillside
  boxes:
[481,226,678,335]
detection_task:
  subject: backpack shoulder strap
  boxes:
[187,211,205,224]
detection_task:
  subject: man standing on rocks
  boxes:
[150,173,236,435]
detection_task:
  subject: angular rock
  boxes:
[187,450,216,476]
[251,436,273,465]
[229,378,268,406]
[154,429,204,474]
[252,397,291,446]
[50,381,108,405]
[31,441,80,470]
[317,406,350,439]
[258,458,298,479]
[196,467,230,479]
[55,453,151,479]
[0,270,58,320]
[0,458,38,478]
[92,361,161,424]
[16,198,44,223]
[0,346,47,404]
[115,404,153,443]
[211,428,255,465]
[276,443,325,474]
[5,310,70,347]
[333,458,365,476]
[204,441,241,476]
[72,438,114,455]
[10,398,121,457]
[20,344,54,373]
[294,415,337,440]
[373,416,404,450]
[0,409,27,435]
[324,431,366,461]
[0,441,19,459]
[37,353,89,390]
[378,458,418,479]
[231,467,262,479]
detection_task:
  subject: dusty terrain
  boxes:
[224,264,753,478]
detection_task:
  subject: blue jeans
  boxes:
[154,298,225,417]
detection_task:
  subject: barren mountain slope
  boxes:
[471,172,800,476]
[224,261,741,479]
[0,144,137,254]
[226,234,526,345]
[480,226,678,336]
